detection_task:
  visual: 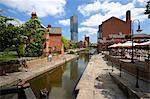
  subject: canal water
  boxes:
[28,52,90,99]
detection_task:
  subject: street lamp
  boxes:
[131,19,142,63]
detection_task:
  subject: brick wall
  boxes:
[98,11,131,51]
[102,17,131,39]
[49,34,62,53]
[0,60,24,75]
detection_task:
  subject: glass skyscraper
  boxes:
[70,15,78,41]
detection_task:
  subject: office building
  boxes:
[70,15,78,41]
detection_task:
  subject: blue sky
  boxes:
[0,0,150,43]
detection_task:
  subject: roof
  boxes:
[133,34,150,38]
[102,16,126,24]
[41,24,47,28]
[48,27,62,34]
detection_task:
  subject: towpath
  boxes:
[76,54,127,99]
[0,54,78,88]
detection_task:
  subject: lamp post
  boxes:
[131,19,142,63]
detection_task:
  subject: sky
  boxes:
[0,0,150,43]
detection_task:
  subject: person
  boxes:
[48,53,52,62]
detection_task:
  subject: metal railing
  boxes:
[105,54,150,88]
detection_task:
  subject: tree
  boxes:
[0,10,46,57]
[145,1,150,18]
[61,36,69,51]
[0,15,24,57]
[22,19,46,56]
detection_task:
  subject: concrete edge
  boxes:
[75,55,95,99]
[109,72,141,99]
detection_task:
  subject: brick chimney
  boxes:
[47,24,52,28]
[31,12,37,19]
[126,10,131,22]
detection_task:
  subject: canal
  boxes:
[28,52,90,99]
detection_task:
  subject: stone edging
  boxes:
[75,55,95,99]
[109,72,141,99]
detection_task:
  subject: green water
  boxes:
[28,52,90,99]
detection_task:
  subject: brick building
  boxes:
[98,10,131,51]
[43,24,62,56]
[29,12,62,56]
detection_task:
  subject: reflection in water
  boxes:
[70,59,78,80]
[29,66,63,98]
[28,52,90,99]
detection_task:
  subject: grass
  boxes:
[0,51,17,61]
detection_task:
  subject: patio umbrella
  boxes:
[137,40,150,46]
[136,40,150,61]
[108,43,118,48]
[121,41,139,47]
[108,43,123,48]
[108,43,124,57]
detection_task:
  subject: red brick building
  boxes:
[27,12,62,56]
[98,10,131,51]
[43,25,62,56]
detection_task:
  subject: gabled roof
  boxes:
[102,16,126,24]
[48,27,62,34]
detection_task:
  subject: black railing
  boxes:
[105,54,150,88]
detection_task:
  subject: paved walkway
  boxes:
[109,63,150,98]
[94,54,127,99]
[0,54,78,88]
[76,54,127,99]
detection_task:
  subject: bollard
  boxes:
[136,67,139,88]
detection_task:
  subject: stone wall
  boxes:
[0,57,48,75]
[0,60,24,75]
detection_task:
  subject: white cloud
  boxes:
[78,1,101,16]
[79,27,97,43]
[0,0,66,17]
[132,0,148,6]
[58,19,70,26]
[137,0,147,3]
[80,1,147,27]
[81,14,104,27]
[79,27,97,35]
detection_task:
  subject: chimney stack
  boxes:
[47,24,52,28]
[31,12,37,19]
[126,10,131,22]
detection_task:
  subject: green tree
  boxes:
[61,36,69,50]
[0,15,24,57]
[145,1,150,18]
[22,19,46,56]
